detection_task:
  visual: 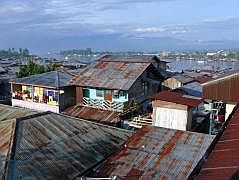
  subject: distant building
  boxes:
[151,91,203,131]
[162,74,194,90]
[10,71,76,113]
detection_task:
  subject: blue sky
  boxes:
[0,0,239,54]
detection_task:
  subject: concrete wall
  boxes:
[12,99,59,113]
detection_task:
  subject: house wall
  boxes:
[203,75,239,102]
[162,78,181,90]
[12,99,59,113]
[83,87,128,103]
[152,100,190,131]
[153,107,188,131]
[128,67,161,105]
[225,103,236,120]
[60,86,76,111]
[76,86,83,104]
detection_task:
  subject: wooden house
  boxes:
[69,58,164,115]
[151,91,202,131]
[10,71,75,113]
[162,74,194,90]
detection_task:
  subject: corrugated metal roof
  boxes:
[11,70,73,89]
[202,71,239,102]
[151,91,203,107]
[88,126,215,179]
[202,69,239,86]
[0,66,7,73]
[70,60,151,90]
[6,112,132,179]
[0,120,16,179]
[63,105,120,126]
[194,76,213,84]
[0,104,37,122]
[197,105,239,180]
[175,82,202,98]
[172,74,194,84]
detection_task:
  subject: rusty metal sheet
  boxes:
[0,104,37,122]
[151,91,203,107]
[7,112,132,179]
[202,70,239,102]
[70,60,151,90]
[197,105,239,180]
[63,105,120,126]
[88,126,214,179]
[0,119,16,179]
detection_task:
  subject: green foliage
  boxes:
[46,63,60,72]
[16,61,59,78]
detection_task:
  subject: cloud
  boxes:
[134,25,190,35]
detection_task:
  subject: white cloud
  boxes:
[135,27,166,33]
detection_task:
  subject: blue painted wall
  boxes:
[83,88,128,103]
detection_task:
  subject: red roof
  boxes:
[63,105,120,126]
[197,104,239,180]
[194,76,213,84]
[151,91,202,107]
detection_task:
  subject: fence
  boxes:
[82,97,124,112]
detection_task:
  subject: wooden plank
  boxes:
[152,100,188,111]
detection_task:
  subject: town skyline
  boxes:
[0,0,239,53]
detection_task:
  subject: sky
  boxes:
[0,0,239,54]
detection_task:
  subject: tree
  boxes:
[16,61,60,78]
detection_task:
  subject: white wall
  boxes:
[225,103,236,120]
[153,107,188,131]
[12,99,59,113]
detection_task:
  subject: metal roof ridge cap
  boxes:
[58,112,134,134]
[202,72,239,86]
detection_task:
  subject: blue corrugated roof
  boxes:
[5,112,132,179]
[11,71,73,88]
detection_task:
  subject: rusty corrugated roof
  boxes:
[202,69,239,86]
[202,71,239,102]
[0,104,38,122]
[63,105,120,126]
[0,120,16,179]
[197,105,239,180]
[70,60,151,90]
[6,112,132,179]
[151,91,203,107]
[88,126,215,179]
[0,105,39,178]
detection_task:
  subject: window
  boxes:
[96,89,104,97]
[83,88,90,98]
[113,90,119,99]
[142,81,148,96]
[119,90,127,99]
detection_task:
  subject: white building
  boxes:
[151,91,202,131]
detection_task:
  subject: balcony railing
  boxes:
[129,116,153,129]
[82,97,124,112]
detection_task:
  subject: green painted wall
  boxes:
[83,87,128,103]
